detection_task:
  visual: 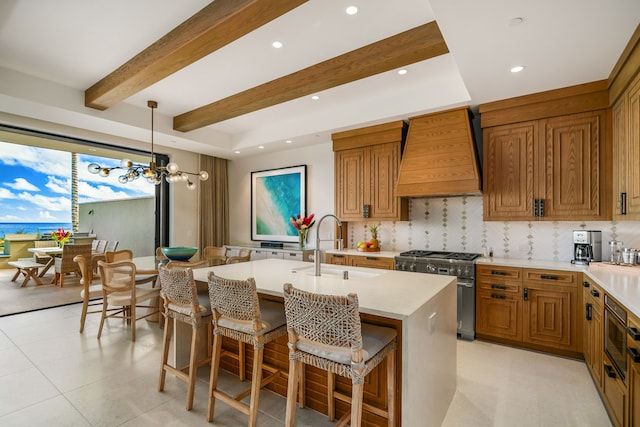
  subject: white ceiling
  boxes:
[0,0,638,159]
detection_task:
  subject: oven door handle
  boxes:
[458,281,473,288]
[627,347,640,363]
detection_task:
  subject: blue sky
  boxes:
[0,140,154,223]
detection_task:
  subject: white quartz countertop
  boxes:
[325,248,399,259]
[191,258,454,320]
[477,257,640,319]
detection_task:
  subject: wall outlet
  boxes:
[429,312,437,334]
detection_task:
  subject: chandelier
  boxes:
[87,100,209,190]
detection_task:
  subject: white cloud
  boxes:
[39,211,55,219]
[5,178,40,192]
[0,188,16,199]
[0,141,71,178]
[0,214,22,221]
[16,192,70,211]
[45,176,70,194]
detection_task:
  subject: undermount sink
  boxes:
[291,265,381,279]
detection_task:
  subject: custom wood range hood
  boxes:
[395,107,482,197]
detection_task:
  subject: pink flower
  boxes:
[290,213,315,231]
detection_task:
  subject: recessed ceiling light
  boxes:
[234,150,241,154]
[510,65,525,73]
[311,95,319,100]
[272,41,283,49]
[258,146,264,150]
[397,69,408,75]
[285,140,292,144]
[345,6,358,15]
[509,17,524,27]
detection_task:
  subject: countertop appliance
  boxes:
[394,250,481,340]
[604,294,627,381]
[572,230,602,265]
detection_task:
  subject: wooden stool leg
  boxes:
[239,341,246,381]
[248,345,264,427]
[158,314,172,392]
[327,372,335,420]
[285,359,300,427]
[350,382,364,427]
[207,334,223,422]
[185,324,199,410]
[386,351,396,427]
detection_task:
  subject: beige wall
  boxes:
[227,142,335,249]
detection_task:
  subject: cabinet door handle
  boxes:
[586,303,592,321]
[538,199,545,217]
[540,274,559,281]
[628,327,640,341]
[590,289,600,298]
[621,192,627,215]
[628,347,640,363]
[582,281,590,288]
[604,364,617,379]
[491,271,506,276]
[491,294,506,300]
[533,198,539,217]
[333,254,344,258]
[491,284,507,290]
[365,257,378,260]
[523,288,529,301]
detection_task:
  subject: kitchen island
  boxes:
[186,258,457,426]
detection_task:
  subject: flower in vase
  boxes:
[290,213,315,248]
[51,228,71,247]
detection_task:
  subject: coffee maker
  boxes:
[572,230,602,265]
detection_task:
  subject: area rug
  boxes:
[0,268,84,316]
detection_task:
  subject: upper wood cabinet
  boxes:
[612,72,640,219]
[333,121,408,221]
[482,97,611,221]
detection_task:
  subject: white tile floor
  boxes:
[0,303,612,426]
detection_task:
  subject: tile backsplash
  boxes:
[347,196,640,262]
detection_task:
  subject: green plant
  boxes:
[369,224,378,239]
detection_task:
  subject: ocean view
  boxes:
[0,222,72,238]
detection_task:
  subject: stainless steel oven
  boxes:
[394,250,481,341]
[604,294,627,381]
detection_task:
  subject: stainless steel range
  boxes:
[394,250,481,340]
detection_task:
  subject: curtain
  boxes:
[199,155,229,250]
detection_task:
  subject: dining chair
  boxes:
[53,243,92,287]
[206,272,287,426]
[104,240,119,253]
[165,259,208,269]
[282,283,397,427]
[74,254,118,334]
[157,265,212,411]
[105,249,133,263]
[203,246,227,266]
[97,260,161,342]
[225,248,251,264]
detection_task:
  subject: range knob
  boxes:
[426,264,437,274]
[409,262,417,272]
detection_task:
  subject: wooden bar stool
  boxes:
[206,272,287,427]
[157,265,212,410]
[282,283,397,427]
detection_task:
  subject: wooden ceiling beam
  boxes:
[84,0,307,110]
[174,21,449,132]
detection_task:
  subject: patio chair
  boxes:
[53,244,92,287]
[225,249,251,264]
[105,249,133,263]
[203,246,227,266]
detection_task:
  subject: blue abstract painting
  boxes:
[251,165,306,242]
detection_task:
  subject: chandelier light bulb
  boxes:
[99,168,110,177]
[199,171,209,181]
[120,158,132,168]
[88,163,101,174]
[166,162,179,173]
[187,181,196,190]
[118,175,128,184]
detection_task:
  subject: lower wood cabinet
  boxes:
[627,313,640,427]
[603,351,628,427]
[326,253,395,270]
[583,276,604,389]
[476,265,581,357]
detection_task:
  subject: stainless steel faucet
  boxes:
[314,214,343,276]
